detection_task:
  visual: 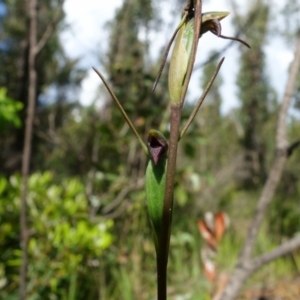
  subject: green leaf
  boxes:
[0,177,7,195]
[0,87,23,128]
[145,156,167,252]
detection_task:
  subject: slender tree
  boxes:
[220,26,300,300]
[19,1,38,297]
[18,0,65,298]
[0,0,82,174]
[235,1,275,186]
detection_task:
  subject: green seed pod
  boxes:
[145,130,168,252]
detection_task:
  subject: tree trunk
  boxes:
[220,32,300,300]
[19,0,37,298]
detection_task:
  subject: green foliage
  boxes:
[0,88,23,129]
[0,172,114,299]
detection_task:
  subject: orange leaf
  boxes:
[214,212,229,241]
[198,220,216,249]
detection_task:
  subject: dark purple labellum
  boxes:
[200,16,250,48]
[200,19,222,37]
[147,130,168,165]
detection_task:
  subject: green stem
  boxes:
[156,2,202,299]
[156,255,167,300]
[157,105,182,300]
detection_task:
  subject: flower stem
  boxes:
[157,105,182,300]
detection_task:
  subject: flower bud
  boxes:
[168,18,194,106]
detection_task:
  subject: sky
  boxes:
[61,0,294,114]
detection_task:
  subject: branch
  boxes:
[101,178,144,215]
[220,31,300,300]
[251,235,300,272]
[276,34,300,149]
[100,201,130,220]
[34,0,65,55]
[242,32,300,260]
[287,140,300,157]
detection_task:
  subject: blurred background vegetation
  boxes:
[0,0,300,299]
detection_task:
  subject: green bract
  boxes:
[146,157,167,252]
[145,130,168,252]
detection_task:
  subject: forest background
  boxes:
[0,0,300,299]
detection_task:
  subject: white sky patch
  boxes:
[266,39,294,100]
[80,68,110,111]
[62,0,295,114]
[62,0,123,66]
[79,69,101,106]
[61,0,123,106]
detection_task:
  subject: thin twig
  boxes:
[34,0,65,54]
[179,57,225,139]
[152,19,186,92]
[251,235,300,272]
[101,178,144,215]
[93,67,149,155]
